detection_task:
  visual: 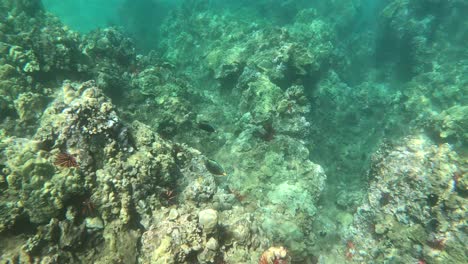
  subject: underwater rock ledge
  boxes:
[0,81,327,263]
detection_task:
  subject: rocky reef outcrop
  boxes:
[0,79,327,263]
[0,0,466,263]
[346,135,467,263]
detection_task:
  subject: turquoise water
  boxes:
[42,0,125,32]
[0,0,466,263]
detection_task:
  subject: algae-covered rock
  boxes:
[0,63,29,122]
[128,65,195,139]
[433,105,468,147]
[13,92,49,122]
[35,81,122,149]
[140,209,203,264]
[346,135,467,263]
[1,136,84,224]
[197,237,218,263]
[80,27,135,97]
[93,221,140,264]
[0,2,82,76]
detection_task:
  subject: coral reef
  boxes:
[432,105,468,148]
[0,79,293,263]
[346,135,467,263]
[0,0,466,263]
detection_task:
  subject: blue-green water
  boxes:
[42,0,125,32]
[0,0,466,263]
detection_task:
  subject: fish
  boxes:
[204,158,226,176]
[197,122,216,133]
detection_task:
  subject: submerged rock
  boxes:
[198,209,218,234]
[85,217,104,230]
[346,135,467,263]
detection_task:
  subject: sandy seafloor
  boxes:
[0,0,467,263]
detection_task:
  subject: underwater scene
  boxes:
[0,0,467,263]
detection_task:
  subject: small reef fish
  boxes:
[197,122,216,133]
[204,158,226,176]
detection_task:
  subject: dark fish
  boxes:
[204,159,226,176]
[197,122,216,133]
